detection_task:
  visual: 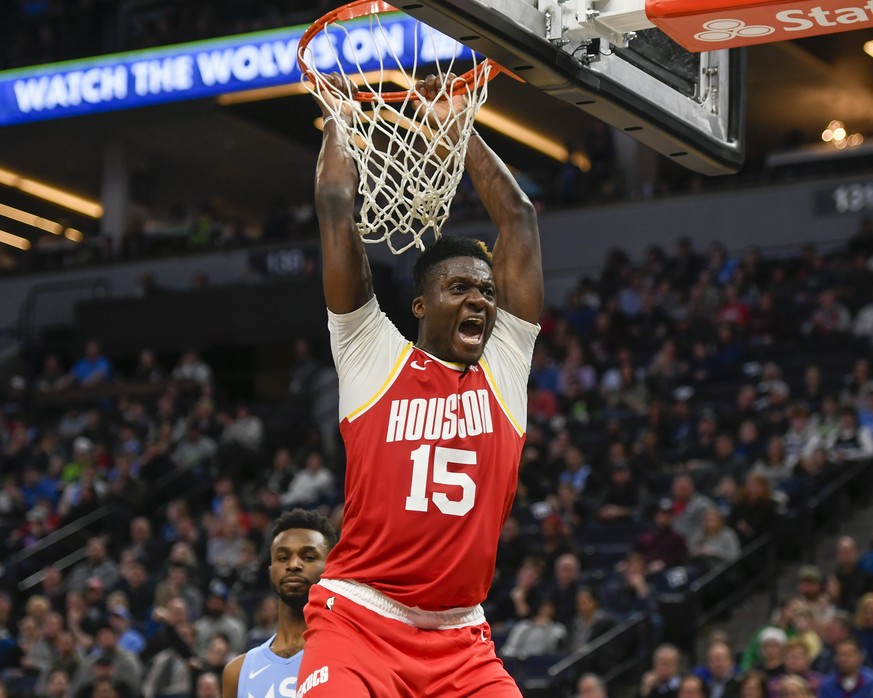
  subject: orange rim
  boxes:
[297,0,503,103]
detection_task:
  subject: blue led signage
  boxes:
[0,15,473,126]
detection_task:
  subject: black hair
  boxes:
[412,236,492,296]
[272,508,337,551]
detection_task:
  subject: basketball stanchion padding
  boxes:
[297,0,502,254]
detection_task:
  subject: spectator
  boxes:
[495,517,532,589]
[196,633,230,678]
[638,644,682,698]
[803,289,851,337]
[36,355,69,394]
[70,624,142,698]
[548,553,583,628]
[40,669,72,698]
[570,587,616,651]
[105,607,144,658]
[171,351,212,387]
[140,621,197,698]
[576,673,608,698]
[130,349,165,385]
[830,537,873,612]
[559,446,593,494]
[671,475,715,542]
[46,631,81,689]
[782,405,821,468]
[594,462,644,524]
[678,675,709,698]
[771,638,823,698]
[601,552,660,627]
[775,676,814,698]
[825,407,873,463]
[689,507,741,568]
[632,498,689,575]
[792,565,835,634]
[171,424,216,472]
[854,593,873,668]
[728,472,778,546]
[701,640,741,698]
[819,638,873,698]
[489,557,545,627]
[68,341,112,389]
[754,627,788,679]
[751,436,793,490]
[153,563,203,619]
[195,672,221,698]
[500,598,568,660]
[192,581,246,656]
[245,596,277,650]
[813,611,854,675]
[280,451,335,508]
[740,672,769,698]
[65,539,119,594]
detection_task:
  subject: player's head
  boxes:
[411,236,496,364]
[269,509,337,610]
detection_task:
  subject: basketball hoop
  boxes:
[298,0,501,254]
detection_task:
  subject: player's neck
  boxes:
[271,611,306,658]
[271,602,306,653]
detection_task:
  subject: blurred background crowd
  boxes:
[3,225,873,696]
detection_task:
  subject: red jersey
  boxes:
[323,297,538,611]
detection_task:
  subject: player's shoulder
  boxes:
[222,653,246,698]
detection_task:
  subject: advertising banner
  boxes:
[0,15,472,126]
[646,0,873,51]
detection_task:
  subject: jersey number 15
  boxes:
[404,445,477,516]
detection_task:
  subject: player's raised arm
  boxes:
[417,75,543,324]
[312,75,374,314]
[465,131,543,325]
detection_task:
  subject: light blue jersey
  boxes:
[238,634,303,698]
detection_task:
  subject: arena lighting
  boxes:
[0,166,103,218]
[217,70,410,106]
[314,106,592,172]
[0,202,64,234]
[865,40,873,58]
[0,229,31,250]
[474,107,592,172]
[228,69,586,170]
[64,228,83,242]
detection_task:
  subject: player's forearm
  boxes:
[315,123,373,312]
[315,122,358,208]
[464,133,536,231]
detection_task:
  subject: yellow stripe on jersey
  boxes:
[480,359,525,436]
[346,343,414,422]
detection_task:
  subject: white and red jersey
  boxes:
[323,296,538,611]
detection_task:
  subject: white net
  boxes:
[299,7,492,254]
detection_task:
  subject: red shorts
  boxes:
[297,582,521,697]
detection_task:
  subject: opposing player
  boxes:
[222,509,336,698]
[296,73,543,696]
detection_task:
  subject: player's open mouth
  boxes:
[459,318,484,345]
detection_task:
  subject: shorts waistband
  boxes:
[318,579,485,630]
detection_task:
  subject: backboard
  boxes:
[393,0,745,175]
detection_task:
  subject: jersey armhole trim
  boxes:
[480,358,525,437]
[346,343,414,422]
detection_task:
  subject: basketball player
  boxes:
[221,509,336,698]
[295,73,543,697]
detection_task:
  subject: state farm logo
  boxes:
[694,18,776,41]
